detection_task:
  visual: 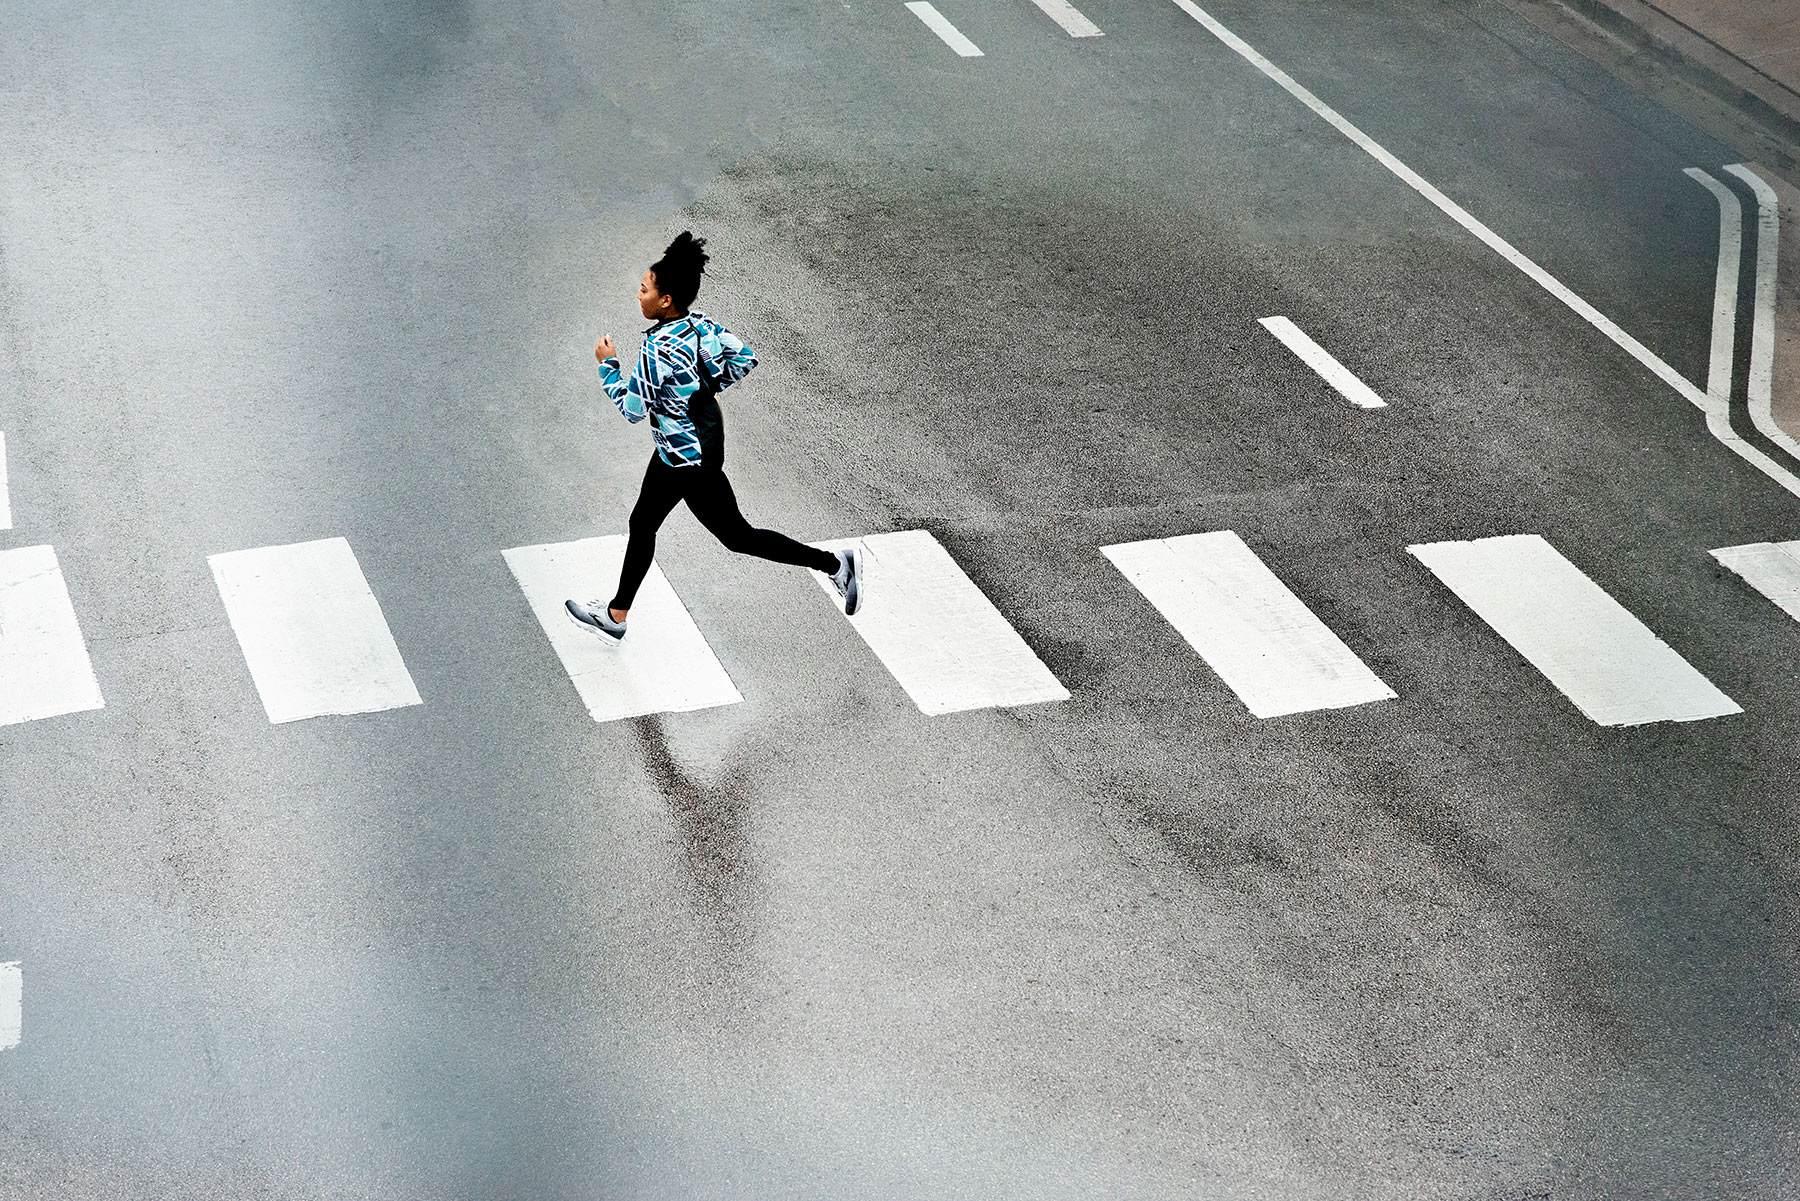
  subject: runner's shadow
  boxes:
[629,714,755,960]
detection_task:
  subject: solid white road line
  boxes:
[1258,317,1387,409]
[0,431,11,531]
[1712,541,1800,623]
[209,537,422,725]
[1029,0,1103,37]
[0,545,105,728]
[1724,164,1800,461]
[1410,534,1740,726]
[1166,0,1800,501]
[1685,169,1741,406]
[0,962,17,1052]
[907,2,983,56]
[1684,168,1798,487]
[503,537,741,723]
[810,530,1068,715]
[1102,531,1395,719]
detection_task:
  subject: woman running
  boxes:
[566,231,863,643]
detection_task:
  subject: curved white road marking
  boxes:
[1675,168,1800,485]
[1,962,19,1052]
[1723,164,1800,462]
[907,2,983,56]
[1167,0,1800,500]
[1684,169,1741,405]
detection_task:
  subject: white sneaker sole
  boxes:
[842,549,864,617]
[565,601,624,644]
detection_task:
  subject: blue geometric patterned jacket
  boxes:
[598,312,759,467]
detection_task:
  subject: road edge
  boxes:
[1551,0,1800,151]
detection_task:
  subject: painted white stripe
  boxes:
[1258,317,1387,409]
[1102,531,1395,719]
[0,962,18,1052]
[1167,0,1800,501]
[0,431,11,531]
[1681,168,1799,484]
[209,538,422,724]
[1724,164,1800,461]
[1712,541,1800,623]
[1685,169,1741,406]
[907,2,983,56]
[503,537,741,722]
[0,545,104,727]
[1029,0,1103,37]
[1410,534,1739,726]
[809,530,1068,715]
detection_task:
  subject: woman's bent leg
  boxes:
[684,468,841,574]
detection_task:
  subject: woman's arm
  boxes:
[705,324,759,389]
[596,335,658,423]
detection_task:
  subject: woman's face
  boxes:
[638,268,674,320]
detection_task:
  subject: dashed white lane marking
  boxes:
[1,962,19,1052]
[907,2,983,56]
[209,537,422,724]
[1029,0,1103,37]
[1411,534,1740,726]
[1258,317,1387,409]
[810,530,1068,715]
[1724,164,1800,462]
[1103,531,1395,719]
[503,537,741,722]
[0,431,11,531]
[1712,541,1800,623]
[0,546,105,727]
[1167,0,1800,501]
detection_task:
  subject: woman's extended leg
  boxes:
[683,467,841,575]
[609,455,688,612]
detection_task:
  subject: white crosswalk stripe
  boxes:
[1029,0,1103,37]
[0,545,105,728]
[503,536,742,723]
[1411,534,1740,726]
[811,530,1069,715]
[209,538,422,724]
[1,961,19,1052]
[906,2,983,56]
[1712,541,1800,622]
[1103,530,1395,718]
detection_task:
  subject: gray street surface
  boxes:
[3,1,1799,1197]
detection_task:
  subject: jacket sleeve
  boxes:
[706,324,758,390]
[598,339,662,423]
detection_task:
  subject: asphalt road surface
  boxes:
[3,1,1799,1197]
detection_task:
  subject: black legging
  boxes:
[611,453,840,611]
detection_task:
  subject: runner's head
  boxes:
[638,230,708,320]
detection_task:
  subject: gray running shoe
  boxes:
[831,548,864,616]
[565,598,626,643]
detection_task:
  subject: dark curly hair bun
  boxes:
[651,230,709,312]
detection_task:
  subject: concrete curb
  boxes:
[1559,0,1800,151]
